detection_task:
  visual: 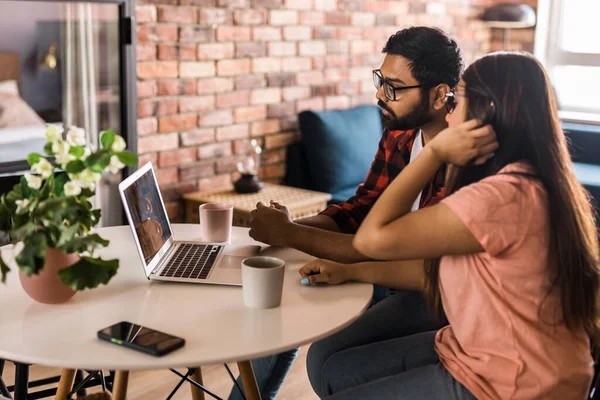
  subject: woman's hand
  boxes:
[429,119,499,166]
[299,259,353,285]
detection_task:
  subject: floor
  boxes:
[1,346,318,399]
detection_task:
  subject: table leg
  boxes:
[55,368,76,400]
[13,363,29,400]
[190,368,205,400]
[237,360,261,400]
[112,370,129,400]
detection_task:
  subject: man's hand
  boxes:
[248,201,293,247]
[299,259,353,285]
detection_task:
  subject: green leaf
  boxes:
[69,146,85,158]
[39,172,54,199]
[57,223,81,247]
[59,233,109,254]
[15,232,48,276]
[20,177,33,198]
[54,173,69,196]
[27,153,42,167]
[100,130,116,150]
[117,151,138,166]
[65,160,85,174]
[58,256,119,290]
[44,142,54,156]
[12,222,36,241]
[0,254,10,284]
[88,152,111,173]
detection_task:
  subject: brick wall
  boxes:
[135,0,537,221]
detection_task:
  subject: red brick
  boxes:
[252,0,282,8]
[197,77,234,94]
[138,133,179,154]
[252,57,282,73]
[181,129,215,146]
[218,0,249,6]
[261,148,286,164]
[198,8,231,25]
[297,97,324,112]
[282,86,310,101]
[198,43,235,60]
[251,120,281,136]
[216,124,249,141]
[200,109,234,127]
[137,61,178,79]
[234,9,267,25]
[266,103,295,119]
[136,5,157,23]
[161,181,198,202]
[351,12,375,26]
[284,0,311,9]
[180,62,216,78]
[266,72,296,87]
[157,6,197,24]
[137,43,156,61]
[339,0,362,11]
[326,41,349,55]
[351,40,375,54]
[180,162,215,181]
[269,10,298,25]
[325,95,351,110]
[138,152,158,168]
[296,71,324,86]
[156,167,179,186]
[139,0,178,4]
[179,96,216,113]
[165,202,182,223]
[198,143,232,160]
[217,59,251,76]
[138,98,178,117]
[325,69,349,82]
[265,132,297,149]
[311,83,337,97]
[179,27,215,43]
[180,0,217,5]
[376,14,396,26]
[336,27,362,40]
[159,114,198,132]
[138,117,158,136]
[281,57,312,72]
[253,27,282,41]
[234,105,267,123]
[250,88,281,105]
[299,11,325,25]
[260,163,286,180]
[217,26,251,42]
[158,79,197,95]
[283,26,311,41]
[236,42,267,58]
[216,156,244,174]
[158,44,196,60]
[314,27,336,40]
[351,94,376,107]
[138,25,179,43]
[268,42,296,57]
[349,67,371,82]
[232,139,257,155]
[217,91,250,108]
[280,116,298,131]
[159,148,197,167]
[299,41,326,56]
[137,80,157,98]
[314,0,336,11]
[198,174,233,192]
[326,13,351,25]
[313,56,325,70]
[235,75,266,90]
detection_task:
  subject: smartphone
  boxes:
[97,321,185,357]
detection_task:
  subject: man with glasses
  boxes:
[227,27,463,400]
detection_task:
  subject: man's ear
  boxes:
[431,84,451,111]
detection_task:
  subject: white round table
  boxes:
[0,225,373,400]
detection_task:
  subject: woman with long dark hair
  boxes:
[308,52,600,399]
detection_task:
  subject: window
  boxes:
[535,0,600,122]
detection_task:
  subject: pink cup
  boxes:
[199,203,233,243]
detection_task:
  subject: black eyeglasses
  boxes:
[373,69,436,101]
[445,91,468,114]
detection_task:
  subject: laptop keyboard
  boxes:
[159,243,222,280]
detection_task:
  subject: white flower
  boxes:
[24,173,42,190]
[80,146,91,161]
[66,127,87,147]
[31,158,53,178]
[11,242,24,259]
[45,125,63,143]
[15,199,30,214]
[72,169,101,192]
[111,135,126,153]
[64,180,82,196]
[52,140,73,165]
[107,155,125,174]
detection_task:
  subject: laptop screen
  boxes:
[122,169,172,265]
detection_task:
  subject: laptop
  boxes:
[119,162,259,286]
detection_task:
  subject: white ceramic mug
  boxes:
[242,256,285,309]
[199,203,233,243]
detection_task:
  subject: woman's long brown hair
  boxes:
[424,52,600,340]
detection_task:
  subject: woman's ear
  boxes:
[432,84,451,111]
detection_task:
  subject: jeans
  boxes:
[307,290,448,398]
[321,331,476,399]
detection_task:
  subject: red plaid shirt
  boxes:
[320,129,447,234]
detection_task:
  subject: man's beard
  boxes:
[379,93,433,131]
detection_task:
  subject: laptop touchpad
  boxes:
[219,255,247,269]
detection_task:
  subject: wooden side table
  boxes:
[183,183,332,226]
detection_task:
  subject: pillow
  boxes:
[0,80,19,96]
[0,93,44,129]
[298,105,383,194]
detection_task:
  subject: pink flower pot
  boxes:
[19,248,78,304]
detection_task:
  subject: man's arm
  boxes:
[294,214,341,232]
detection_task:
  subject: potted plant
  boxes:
[0,125,137,303]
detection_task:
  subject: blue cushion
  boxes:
[298,105,382,195]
